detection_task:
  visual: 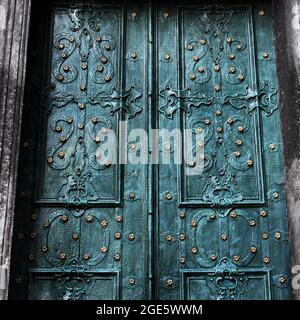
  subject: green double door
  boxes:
[10,0,292,300]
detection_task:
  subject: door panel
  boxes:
[10,0,291,300]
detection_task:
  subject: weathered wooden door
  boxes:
[10,0,292,300]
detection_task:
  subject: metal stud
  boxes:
[198,142,204,147]
[30,232,37,239]
[258,10,265,16]
[249,220,256,227]
[198,67,205,73]
[238,126,244,132]
[214,65,220,72]
[105,44,111,51]
[262,232,269,240]
[47,157,53,164]
[269,143,276,150]
[227,118,234,125]
[193,55,199,62]
[58,151,65,159]
[61,52,67,58]
[275,232,282,240]
[236,44,242,50]
[58,43,65,49]
[236,140,243,146]
[28,254,35,261]
[166,235,173,242]
[166,279,174,287]
[129,278,136,286]
[179,257,186,264]
[83,253,91,261]
[129,191,136,199]
[196,127,203,133]
[227,37,233,44]
[114,254,121,261]
[104,75,111,82]
[55,126,62,133]
[78,103,85,110]
[41,245,48,253]
[229,53,235,59]
[114,232,121,240]
[234,151,241,158]
[67,117,73,124]
[43,220,49,228]
[63,65,70,72]
[189,74,196,80]
[210,255,217,261]
[260,210,268,217]
[78,123,84,129]
[187,44,194,50]
[229,67,236,74]
[165,193,173,200]
[179,234,186,241]
[91,117,98,124]
[179,212,185,219]
[238,75,245,81]
[209,213,216,221]
[69,37,75,43]
[100,220,108,228]
[101,57,108,63]
[273,192,279,199]
[192,247,198,254]
[199,39,206,45]
[247,159,254,167]
[60,137,66,143]
[233,255,240,262]
[81,63,87,70]
[230,212,237,219]
[216,127,223,133]
[188,160,196,168]
[72,233,79,240]
[116,215,123,222]
[80,84,86,91]
[128,233,135,241]
[164,53,171,60]
[100,247,108,253]
[205,119,211,125]
[59,253,66,260]
[216,110,222,116]
[263,257,270,264]
[250,246,257,253]
[214,84,221,92]
[199,154,205,160]
[96,36,101,42]
[279,276,286,284]
[220,234,228,241]
[86,215,94,223]
[59,214,68,223]
[32,213,38,221]
[130,52,137,59]
[263,52,269,58]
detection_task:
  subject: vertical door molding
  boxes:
[0,0,32,300]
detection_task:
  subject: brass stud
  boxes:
[130,143,136,150]
[247,159,254,167]
[166,235,173,242]
[78,103,85,110]
[41,245,48,253]
[129,191,136,199]
[233,255,240,262]
[57,74,64,81]
[260,210,268,217]
[80,84,86,91]
[216,127,223,133]
[188,160,196,168]
[129,278,136,286]
[214,84,221,92]
[238,126,245,132]
[230,212,237,219]
[227,37,233,44]
[101,127,108,133]
[209,214,216,221]
[214,65,220,72]
[58,43,65,49]
[86,215,94,223]
[198,67,205,73]
[220,234,228,241]
[227,118,234,125]
[100,246,108,253]
[179,234,186,241]
[130,52,137,59]
[97,65,103,72]
[67,117,73,123]
[47,157,53,164]
[30,232,37,239]
[59,214,68,223]
[81,63,87,70]
[229,53,235,59]
[116,215,123,222]
[189,74,196,80]
[58,151,65,159]
[164,53,171,60]
[165,193,172,200]
[60,137,66,143]
[187,44,194,50]
[96,36,101,42]
[91,117,98,124]
[63,65,70,72]
[193,55,199,62]
[43,220,49,228]
[179,212,185,219]
[78,123,84,129]
[83,253,91,261]
[100,220,108,228]
[61,52,67,58]
[275,232,282,240]
[215,110,222,116]
[249,220,256,227]
[269,143,276,150]
[55,126,62,133]
[199,39,206,45]
[104,160,110,167]
[192,247,198,254]
[114,254,121,261]
[236,44,242,50]
[263,52,269,59]
[229,67,236,74]
[166,279,174,287]
[128,233,135,241]
[263,257,270,264]
[279,276,286,284]
[105,44,111,50]
[234,151,241,158]
[258,10,265,16]
[72,233,79,240]
[163,12,169,18]
[238,75,245,81]
[205,119,211,125]
[273,192,280,199]
[198,141,204,147]
[69,37,75,43]
[28,254,35,261]
[196,127,203,133]
[262,232,269,240]
[179,257,186,264]
[199,154,205,160]
[236,140,243,146]
[100,57,108,63]
[104,75,111,82]
[210,255,217,261]
[114,232,121,240]
[59,252,66,260]
[164,143,171,151]
[250,246,257,253]
[95,152,101,159]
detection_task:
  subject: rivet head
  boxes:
[58,151,65,159]
[100,246,108,253]
[273,192,280,199]
[166,235,173,242]
[230,212,237,219]
[164,53,171,60]
[114,254,121,261]
[130,52,137,59]
[166,279,174,287]
[229,53,235,59]
[227,37,233,43]
[104,75,111,82]
[67,117,73,123]
[233,255,240,262]
[234,151,241,158]
[209,214,216,221]
[263,257,270,264]
[247,159,254,167]
[279,276,286,284]
[188,160,196,168]
[58,43,65,49]
[260,210,268,217]
[43,220,49,228]
[60,137,66,143]
[105,44,111,51]
[227,118,234,125]
[193,55,199,62]
[220,234,228,241]
[47,157,53,164]
[199,39,206,45]
[238,75,245,81]
[59,214,68,223]
[128,233,135,241]
[83,253,91,261]
[249,220,256,227]
[129,278,136,286]
[95,136,101,144]
[210,255,217,261]
[63,65,70,72]
[163,12,169,18]
[179,257,186,264]
[258,10,265,16]
[214,84,221,92]
[80,84,86,91]
[189,74,196,80]
[81,63,87,70]
[262,232,269,240]
[114,232,121,240]
[236,140,243,146]
[187,44,194,50]
[91,117,98,124]
[78,103,85,110]
[275,232,282,240]
[129,191,136,199]
[57,74,64,81]
[41,245,48,253]
[86,215,94,223]
[179,212,185,219]
[59,253,66,260]
[238,126,245,132]
[72,233,79,240]
[199,154,205,160]
[30,232,37,239]
[205,119,211,125]
[96,35,101,42]
[61,52,67,58]
[116,215,123,222]
[101,57,108,63]
[229,67,236,74]
[250,246,257,253]
[69,37,75,43]
[198,67,205,73]
[129,143,136,150]
[28,254,35,261]
[269,143,276,150]
[214,65,220,72]
[236,44,242,50]
[179,234,186,241]
[263,52,269,58]
[97,65,104,72]
[215,110,222,116]
[191,220,198,227]
[216,127,223,133]
[100,220,108,228]
[192,247,198,254]
[31,213,38,221]
[165,193,172,200]
[55,126,62,133]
